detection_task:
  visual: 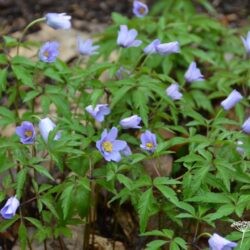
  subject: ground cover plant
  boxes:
[0,0,250,249]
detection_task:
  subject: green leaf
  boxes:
[18,223,27,250]
[146,240,167,250]
[40,196,59,219]
[0,107,16,125]
[186,192,231,203]
[117,174,133,190]
[110,85,133,108]
[111,12,128,25]
[138,188,154,232]
[155,184,179,206]
[0,68,8,92]
[25,217,43,229]
[3,36,18,47]
[16,168,28,198]
[11,65,34,88]
[205,203,235,221]
[0,54,8,64]
[33,165,54,181]
[0,216,19,232]
[132,88,149,127]
[23,90,41,102]
[60,184,74,219]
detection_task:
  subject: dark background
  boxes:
[0,0,250,36]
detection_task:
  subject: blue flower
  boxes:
[140,130,157,153]
[156,41,180,55]
[0,196,20,219]
[166,83,183,100]
[39,41,59,63]
[133,1,149,18]
[85,104,110,122]
[16,121,35,144]
[184,61,204,83]
[77,37,99,56]
[117,25,142,48]
[116,67,131,80]
[120,115,142,129]
[96,127,128,162]
[144,39,161,54]
[208,233,237,250]
[221,89,243,110]
[241,31,250,54]
[242,117,250,134]
[236,140,244,155]
[45,13,71,30]
[39,117,61,142]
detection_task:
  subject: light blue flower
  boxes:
[140,130,157,153]
[77,37,99,56]
[39,117,61,142]
[16,121,35,144]
[117,25,142,48]
[45,13,71,30]
[116,67,131,79]
[221,89,243,110]
[241,31,250,54]
[208,233,237,250]
[156,41,180,55]
[242,117,250,134]
[166,83,182,100]
[96,127,128,162]
[144,39,161,54]
[0,196,20,219]
[184,61,204,83]
[39,41,59,63]
[120,115,142,129]
[133,1,149,18]
[85,104,110,122]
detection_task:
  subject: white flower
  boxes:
[39,117,61,142]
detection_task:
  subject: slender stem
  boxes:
[241,231,246,247]
[193,221,200,241]
[17,17,45,55]
[195,232,212,241]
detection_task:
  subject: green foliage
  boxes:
[0,0,249,248]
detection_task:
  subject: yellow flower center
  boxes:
[139,7,146,14]
[44,50,50,58]
[25,130,33,137]
[146,142,153,149]
[102,141,113,152]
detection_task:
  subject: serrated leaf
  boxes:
[111,85,133,108]
[33,165,54,181]
[18,223,27,250]
[25,217,43,229]
[23,90,41,102]
[138,188,154,232]
[16,168,28,198]
[11,65,34,88]
[146,240,167,250]
[60,184,74,219]
[40,196,59,219]
[155,184,179,206]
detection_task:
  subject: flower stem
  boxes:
[241,231,246,247]
[17,17,45,55]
